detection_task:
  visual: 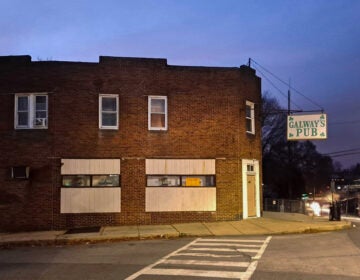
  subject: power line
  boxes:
[328,151,360,158]
[325,147,360,156]
[329,120,360,125]
[323,147,360,159]
[250,58,324,111]
[253,65,302,110]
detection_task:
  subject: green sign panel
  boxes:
[287,114,327,141]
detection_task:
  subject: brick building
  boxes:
[0,55,262,231]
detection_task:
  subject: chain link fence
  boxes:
[340,197,359,216]
[263,198,306,214]
[264,197,360,217]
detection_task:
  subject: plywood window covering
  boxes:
[61,159,120,175]
[146,159,215,175]
[61,188,121,213]
[145,188,216,212]
[145,159,216,211]
[60,159,121,213]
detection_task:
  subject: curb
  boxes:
[0,221,352,248]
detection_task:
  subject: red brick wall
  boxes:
[0,56,261,231]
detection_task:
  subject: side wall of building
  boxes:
[0,56,261,231]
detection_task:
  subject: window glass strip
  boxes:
[62,175,120,187]
[147,175,181,187]
[102,97,117,111]
[147,175,215,187]
[62,175,91,187]
[92,175,119,187]
[17,96,29,111]
[151,99,165,113]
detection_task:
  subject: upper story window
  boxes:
[15,93,48,129]
[99,94,118,129]
[148,96,167,131]
[246,101,255,134]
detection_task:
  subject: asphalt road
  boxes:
[0,238,192,280]
[346,220,360,249]
[253,220,360,280]
[0,224,359,280]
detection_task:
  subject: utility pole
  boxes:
[288,87,291,115]
[287,83,292,199]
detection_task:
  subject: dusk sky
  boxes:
[1,0,360,168]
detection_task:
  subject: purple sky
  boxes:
[1,0,360,168]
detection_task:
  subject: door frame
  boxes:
[242,159,260,219]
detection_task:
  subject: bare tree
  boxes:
[261,92,287,155]
[261,93,334,198]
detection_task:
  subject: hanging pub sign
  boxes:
[287,113,327,141]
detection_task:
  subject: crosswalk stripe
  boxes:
[124,238,201,280]
[176,252,249,258]
[192,242,262,247]
[253,236,272,260]
[125,236,272,279]
[162,259,250,267]
[236,248,259,253]
[190,247,259,253]
[242,260,259,280]
[144,268,245,279]
[199,238,266,243]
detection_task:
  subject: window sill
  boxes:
[15,127,48,130]
[61,186,121,188]
[149,128,168,132]
[146,186,216,188]
[99,127,119,130]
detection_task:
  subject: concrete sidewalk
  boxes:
[0,212,352,247]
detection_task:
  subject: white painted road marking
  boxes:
[144,268,245,278]
[200,238,265,243]
[163,259,250,267]
[190,247,258,252]
[176,252,251,258]
[193,242,262,247]
[125,236,272,279]
[124,238,200,280]
[253,236,272,260]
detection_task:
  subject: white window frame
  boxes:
[14,93,48,129]
[148,96,168,131]
[99,94,119,129]
[245,101,255,134]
